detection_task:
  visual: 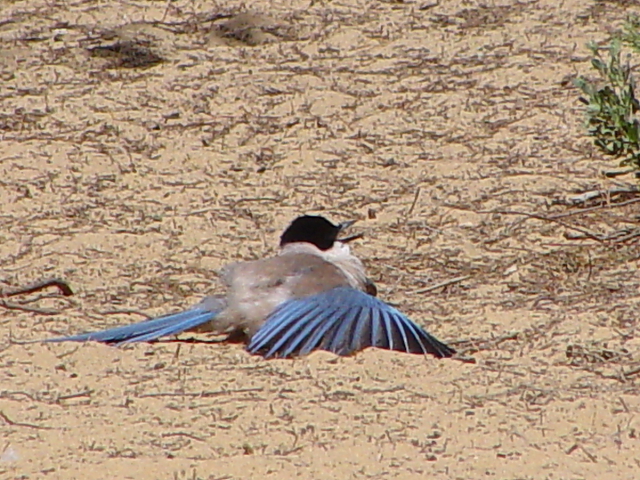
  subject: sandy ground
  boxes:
[1,0,640,479]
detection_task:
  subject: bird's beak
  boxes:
[337,220,363,243]
[338,220,357,231]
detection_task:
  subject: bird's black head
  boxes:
[280,215,344,251]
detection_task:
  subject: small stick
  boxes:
[550,197,640,219]
[603,169,635,178]
[0,411,52,430]
[568,186,639,204]
[161,432,207,442]
[57,390,94,402]
[580,445,598,463]
[1,278,73,298]
[406,187,421,219]
[98,309,152,319]
[138,387,264,398]
[623,365,640,378]
[0,300,60,315]
[478,209,605,242]
[411,275,471,295]
[608,228,640,243]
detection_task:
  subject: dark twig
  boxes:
[1,278,73,298]
[550,197,640,219]
[0,300,60,315]
[608,228,640,243]
[478,209,605,242]
[98,309,153,319]
[452,332,521,354]
[602,169,635,177]
[568,186,639,204]
[566,227,640,243]
[57,390,94,402]
[0,410,52,430]
[622,365,640,378]
[410,275,471,295]
[1,278,74,315]
[162,431,207,442]
[406,187,421,219]
[138,387,264,398]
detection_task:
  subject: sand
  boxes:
[1,0,639,479]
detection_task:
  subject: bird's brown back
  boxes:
[219,253,352,335]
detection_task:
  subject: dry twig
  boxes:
[1,278,74,315]
[1,278,73,298]
[410,275,471,295]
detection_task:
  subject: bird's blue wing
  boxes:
[247,287,455,359]
[44,308,218,346]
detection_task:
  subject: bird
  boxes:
[44,215,456,359]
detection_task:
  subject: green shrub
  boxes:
[575,23,640,174]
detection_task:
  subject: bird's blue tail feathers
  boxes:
[45,308,217,346]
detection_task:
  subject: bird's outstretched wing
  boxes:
[44,296,226,346]
[247,287,455,359]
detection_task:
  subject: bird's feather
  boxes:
[44,308,217,346]
[247,287,455,358]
